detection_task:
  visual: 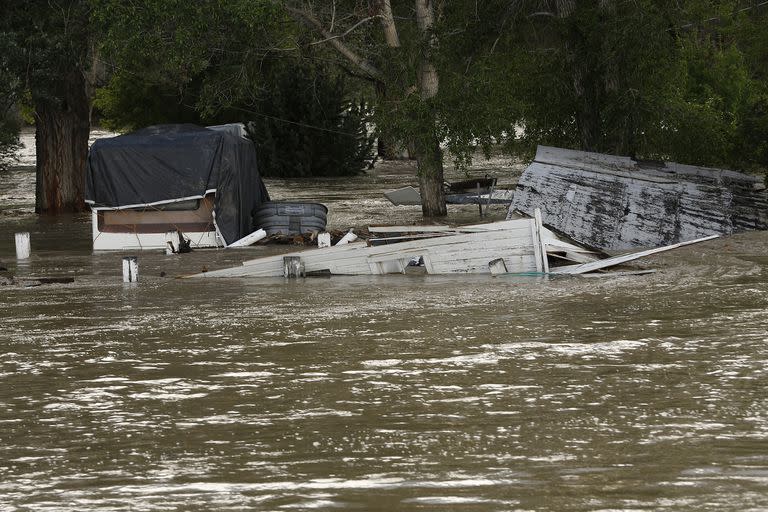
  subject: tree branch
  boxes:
[284,6,384,82]
[307,14,383,46]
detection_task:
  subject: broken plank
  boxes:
[368,218,534,235]
[550,235,718,275]
[368,225,454,233]
[577,270,658,278]
[533,208,549,273]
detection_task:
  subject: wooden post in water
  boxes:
[283,256,304,278]
[122,256,139,283]
[477,183,483,217]
[15,232,30,260]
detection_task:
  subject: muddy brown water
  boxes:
[1,132,768,511]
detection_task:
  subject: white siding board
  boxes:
[191,219,541,278]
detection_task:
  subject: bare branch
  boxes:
[308,14,383,46]
[284,6,384,82]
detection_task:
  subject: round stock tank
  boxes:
[252,201,328,235]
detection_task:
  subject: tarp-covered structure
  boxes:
[86,124,269,245]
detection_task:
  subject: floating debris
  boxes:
[509,145,767,251]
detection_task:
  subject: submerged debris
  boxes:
[0,274,74,287]
[510,145,767,251]
[264,229,369,247]
[185,209,716,279]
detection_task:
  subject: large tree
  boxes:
[2,0,97,213]
[284,1,525,217]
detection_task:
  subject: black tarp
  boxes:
[86,124,269,244]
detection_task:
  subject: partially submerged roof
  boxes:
[85,123,269,245]
[509,146,768,251]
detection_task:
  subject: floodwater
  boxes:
[1,132,768,511]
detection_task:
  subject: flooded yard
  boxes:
[1,131,768,510]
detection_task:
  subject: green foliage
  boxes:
[352,1,529,172]
[245,63,375,178]
[2,0,92,106]
[86,0,768,177]
[93,72,203,131]
[660,4,768,171]
[476,0,768,172]
[654,38,755,168]
[0,27,24,167]
[93,0,375,177]
[493,1,678,157]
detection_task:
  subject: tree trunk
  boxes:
[378,0,400,48]
[414,0,446,217]
[34,69,91,213]
[572,63,601,152]
[414,135,446,217]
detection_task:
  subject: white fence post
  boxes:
[283,256,304,278]
[317,232,331,248]
[122,256,139,283]
[15,232,30,260]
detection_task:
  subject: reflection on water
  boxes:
[1,132,768,510]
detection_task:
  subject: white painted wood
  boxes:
[368,225,453,233]
[91,210,99,247]
[122,256,139,282]
[529,220,543,273]
[488,258,508,275]
[165,230,179,254]
[93,229,219,251]
[190,220,541,278]
[545,246,598,264]
[534,208,549,273]
[283,256,304,278]
[370,233,455,244]
[335,230,358,245]
[551,235,719,275]
[368,218,532,235]
[241,241,368,268]
[540,226,599,264]
[15,232,30,260]
[227,229,267,248]
[317,232,331,248]
[366,228,533,261]
[372,259,408,274]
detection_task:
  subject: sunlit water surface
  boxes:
[1,132,767,511]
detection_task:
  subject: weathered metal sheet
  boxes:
[508,146,768,251]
